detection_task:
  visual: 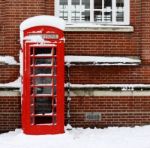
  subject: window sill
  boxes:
[65,25,134,32]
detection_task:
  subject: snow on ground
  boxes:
[0,126,150,148]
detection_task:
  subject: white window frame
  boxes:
[55,0,130,26]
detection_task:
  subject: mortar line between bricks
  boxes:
[70,112,150,114]
[0,112,21,115]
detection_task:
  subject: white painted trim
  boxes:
[0,90,20,96]
[54,0,59,16]
[65,90,150,97]
[124,0,130,25]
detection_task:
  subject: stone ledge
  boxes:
[65,90,150,97]
[65,25,134,32]
[0,90,20,96]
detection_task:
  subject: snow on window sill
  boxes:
[65,24,134,32]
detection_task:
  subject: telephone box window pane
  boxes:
[94,0,102,9]
[82,0,90,9]
[35,98,52,114]
[54,86,57,95]
[34,48,52,55]
[94,11,102,22]
[34,68,52,75]
[32,87,52,95]
[81,11,90,22]
[35,58,52,65]
[32,77,52,85]
[53,48,57,55]
[35,116,53,124]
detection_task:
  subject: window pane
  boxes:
[116,0,124,22]
[72,0,80,5]
[81,11,90,22]
[116,12,124,22]
[104,0,112,9]
[59,0,68,21]
[60,0,68,5]
[94,0,102,9]
[71,0,80,22]
[116,0,124,8]
[71,11,80,22]
[82,0,90,9]
[94,11,102,22]
[104,11,112,22]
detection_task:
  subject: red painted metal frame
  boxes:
[22,26,64,135]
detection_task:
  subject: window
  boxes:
[55,0,130,25]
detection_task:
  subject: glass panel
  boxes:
[60,0,68,5]
[81,11,90,22]
[34,68,52,75]
[72,0,80,5]
[59,0,68,20]
[54,86,57,95]
[71,11,80,22]
[35,116,52,124]
[35,58,52,65]
[104,0,112,9]
[35,97,52,114]
[32,77,52,85]
[94,11,102,22]
[116,11,124,22]
[104,11,112,22]
[59,11,68,21]
[116,0,124,8]
[32,86,52,95]
[94,0,102,9]
[82,0,90,9]
[71,0,80,22]
[34,48,52,55]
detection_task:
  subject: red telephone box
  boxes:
[20,16,65,135]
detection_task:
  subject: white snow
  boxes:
[20,15,65,32]
[65,83,150,89]
[1,126,150,148]
[0,77,21,88]
[0,55,18,65]
[65,56,141,65]
[19,50,23,77]
[20,15,65,47]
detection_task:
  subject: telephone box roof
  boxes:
[20,15,65,47]
[20,15,65,31]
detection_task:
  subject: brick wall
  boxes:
[65,66,150,84]
[67,96,150,128]
[0,95,21,133]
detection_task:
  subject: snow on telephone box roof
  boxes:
[20,15,65,47]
